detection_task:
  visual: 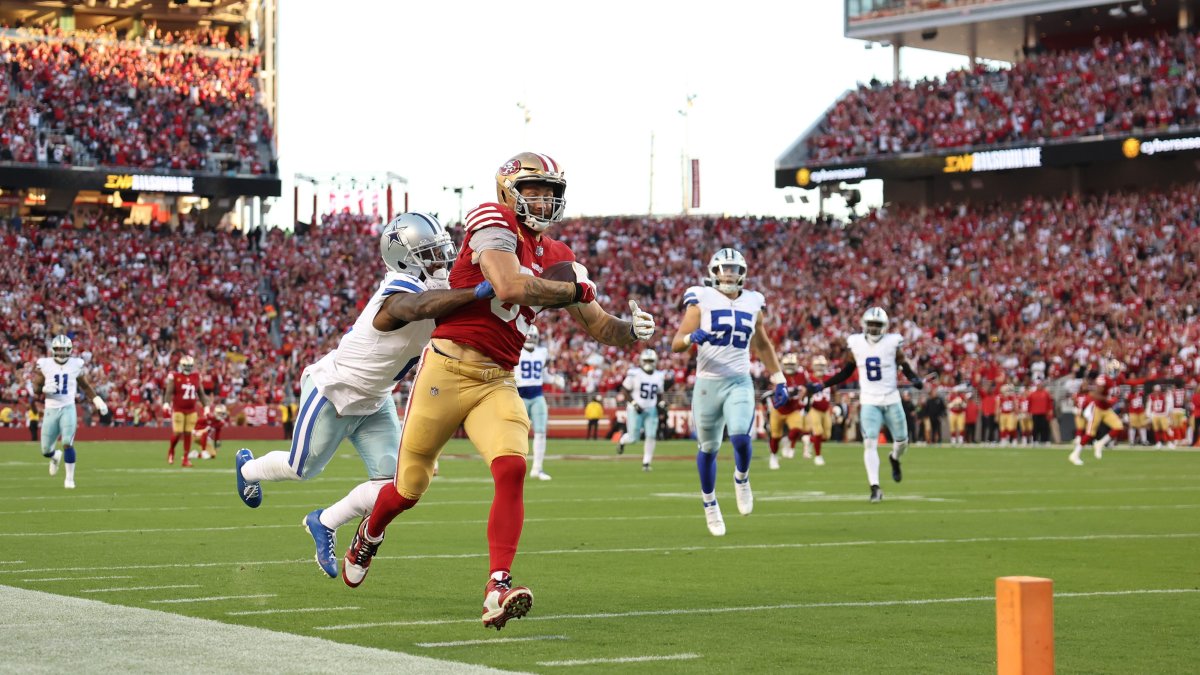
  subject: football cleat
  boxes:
[181,458,194,468]
[813,455,826,466]
[768,454,780,470]
[781,446,796,460]
[482,575,533,631]
[48,449,63,476]
[342,518,382,588]
[642,462,652,472]
[703,500,726,536]
[870,485,883,503]
[531,470,552,481]
[617,443,625,455]
[200,451,213,460]
[235,448,262,508]
[64,479,75,490]
[167,449,174,465]
[188,450,199,460]
[889,454,902,482]
[734,476,753,515]
[1093,442,1104,460]
[304,509,338,579]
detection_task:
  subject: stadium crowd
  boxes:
[2,183,1199,423]
[807,31,1200,162]
[0,26,271,173]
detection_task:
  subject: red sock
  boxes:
[768,436,779,455]
[182,433,193,456]
[487,455,526,577]
[1081,434,1092,445]
[787,429,802,446]
[1108,428,1121,441]
[169,434,179,453]
[197,435,208,452]
[813,436,823,456]
[365,482,419,540]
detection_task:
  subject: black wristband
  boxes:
[573,282,586,304]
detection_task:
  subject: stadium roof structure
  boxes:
[0,0,254,31]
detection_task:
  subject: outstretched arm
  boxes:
[818,345,858,389]
[565,301,640,347]
[373,283,494,331]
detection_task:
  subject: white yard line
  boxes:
[318,588,1200,631]
[0,584,513,674]
[226,606,361,616]
[538,653,700,667]
[149,593,277,604]
[417,635,569,648]
[25,575,134,582]
[81,584,201,593]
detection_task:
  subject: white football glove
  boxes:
[628,300,655,341]
[42,382,57,395]
[92,396,108,416]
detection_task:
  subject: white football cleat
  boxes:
[733,476,753,515]
[64,479,75,490]
[768,454,780,470]
[200,450,213,460]
[532,471,552,481]
[703,500,725,536]
[188,450,199,460]
[48,450,63,476]
[813,455,826,466]
[1093,442,1104,460]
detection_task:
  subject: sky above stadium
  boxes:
[274,1,970,227]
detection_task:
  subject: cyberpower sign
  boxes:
[943,147,1043,173]
[104,174,196,193]
[1123,136,1200,158]
[795,166,867,186]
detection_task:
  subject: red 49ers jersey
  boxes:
[169,372,202,412]
[1073,391,1091,412]
[775,371,810,415]
[433,203,575,370]
[195,413,226,438]
[1128,390,1146,413]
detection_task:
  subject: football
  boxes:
[540,261,593,309]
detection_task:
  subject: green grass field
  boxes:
[1,438,1198,673]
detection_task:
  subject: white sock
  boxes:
[65,463,75,482]
[1095,435,1112,449]
[239,451,301,483]
[618,433,632,445]
[319,479,390,531]
[531,433,547,473]
[734,469,748,482]
[642,437,657,465]
[701,491,717,505]
[892,439,908,460]
[863,438,881,486]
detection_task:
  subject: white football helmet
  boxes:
[639,348,658,373]
[50,335,72,364]
[707,248,746,294]
[179,354,195,374]
[523,325,539,351]
[496,152,567,232]
[861,306,888,343]
[379,212,457,283]
[780,353,800,375]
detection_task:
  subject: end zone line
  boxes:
[416,635,569,648]
[82,584,200,593]
[227,606,362,616]
[149,593,277,604]
[538,652,700,667]
[315,588,1200,630]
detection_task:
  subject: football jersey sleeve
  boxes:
[380,273,427,297]
[683,286,704,308]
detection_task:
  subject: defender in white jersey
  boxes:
[619,349,670,470]
[808,307,924,503]
[234,213,495,579]
[671,248,790,536]
[517,325,553,480]
[32,335,109,489]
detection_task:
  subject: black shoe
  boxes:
[642,463,651,472]
[617,444,625,455]
[889,455,902,482]
[870,485,883,503]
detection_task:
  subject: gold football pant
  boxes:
[172,411,198,434]
[768,407,805,439]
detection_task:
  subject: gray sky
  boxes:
[273,1,970,227]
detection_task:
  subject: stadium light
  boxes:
[1108,6,1126,17]
[1129,3,1147,16]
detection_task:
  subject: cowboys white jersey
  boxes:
[516,346,549,389]
[305,272,432,416]
[847,333,904,406]
[37,357,85,410]
[683,285,766,379]
[624,368,666,408]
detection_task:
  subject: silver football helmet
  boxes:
[524,325,539,351]
[707,248,746,294]
[861,307,888,343]
[639,348,658,373]
[50,335,73,364]
[379,212,457,283]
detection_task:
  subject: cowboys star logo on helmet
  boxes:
[380,212,457,287]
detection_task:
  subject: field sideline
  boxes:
[1,438,1198,674]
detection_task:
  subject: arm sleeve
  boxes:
[823,361,857,388]
[469,228,518,263]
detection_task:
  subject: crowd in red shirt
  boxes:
[807,31,1200,162]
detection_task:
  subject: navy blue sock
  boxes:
[64,445,76,463]
[696,450,717,494]
[731,434,752,473]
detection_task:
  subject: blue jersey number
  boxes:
[639,383,659,400]
[521,361,543,380]
[865,357,882,382]
[709,309,754,348]
[53,374,69,395]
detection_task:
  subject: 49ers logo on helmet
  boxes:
[499,159,521,176]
